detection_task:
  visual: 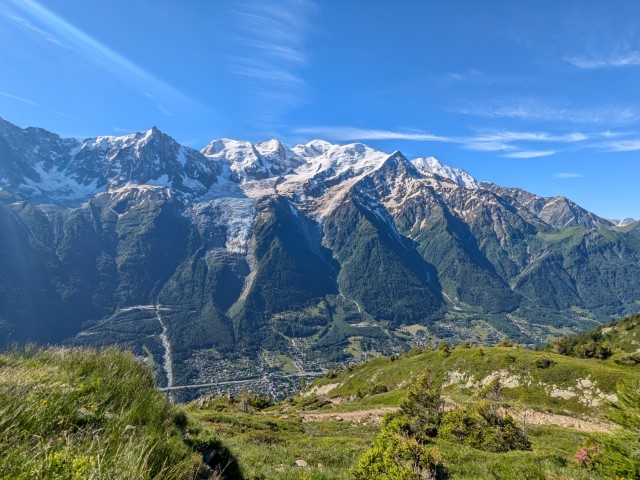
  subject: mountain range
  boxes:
[1,117,639,390]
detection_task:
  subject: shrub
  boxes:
[438,400,530,452]
[249,395,274,410]
[326,367,342,379]
[352,416,445,480]
[398,370,443,442]
[407,347,424,357]
[574,444,601,469]
[298,395,330,409]
[613,352,640,366]
[534,356,556,369]
[573,341,613,360]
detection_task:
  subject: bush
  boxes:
[574,444,601,469]
[534,356,556,369]
[249,395,274,410]
[438,400,530,452]
[438,342,451,357]
[613,352,640,366]
[326,367,342,379]
[352,369,448,478]
[398,370,443,442]
[407,347,424,357]
[352,416,445,480]
[573,341,613,360]
[298,395,330,410]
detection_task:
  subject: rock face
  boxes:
[1,117,639,388]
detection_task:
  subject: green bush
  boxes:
[398,370,443,442]
[438,342,451,358]
[534,356,556,369]
[613,352,640,366]
[352,416,445,480]
[573,341,612,360]
[438,400,530,453]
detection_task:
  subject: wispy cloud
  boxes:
[5,0,198,109]
[0,90,73,119]
[292,125,612,159]
[605,139,640,151]
[456,102,640,125]
[3,12,69,48]
[228,0,316,120]
[293,126,454,142]
[502,150,556,159]
[554,172,583,178]
[471,131,588,143]
[565,52,640,69]
[436,69,482,87]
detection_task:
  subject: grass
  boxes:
[0,346,232,480]
[189,404,607,479]
[4,340,636,479]
[189,409,377,479]
[308,346,640,417]
[437,425,602,479]
[277,355,298,374]
[345,336,364,358]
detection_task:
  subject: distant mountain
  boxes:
[1,117,639,390]
[480,183,614,229]
[609,217,637,227]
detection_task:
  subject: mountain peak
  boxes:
[411,156,478,188]
[373,150,421,182]
[256,138,282,150]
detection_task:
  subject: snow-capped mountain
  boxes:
[72,127,219,196]
[610,218,637,227]
[0,117,80,194]
[1,117,639,391]
[0,121,219,202]
[202,138,303,183]
[411,156,479,188]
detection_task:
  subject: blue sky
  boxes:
[1,0,639,219]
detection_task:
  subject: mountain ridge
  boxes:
[1,117,639,395]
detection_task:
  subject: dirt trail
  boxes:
[301,405,614,433]
[301,407,397,424]
[510,410,613,433]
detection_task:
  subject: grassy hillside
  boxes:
[308,344,640,417]
[187,337,640,479]
[7,316,640,479]
[0,346,237,480]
